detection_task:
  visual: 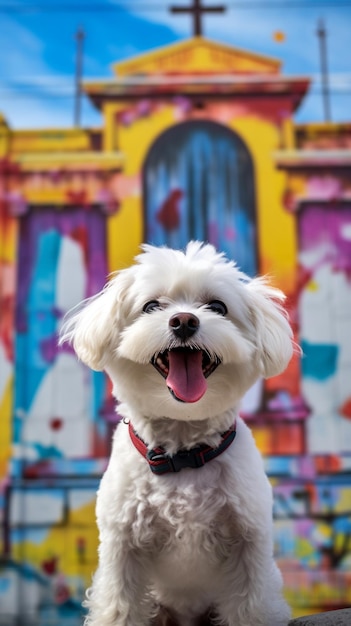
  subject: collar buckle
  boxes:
[147,447,205,473]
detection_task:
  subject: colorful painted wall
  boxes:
[1,38,351,624]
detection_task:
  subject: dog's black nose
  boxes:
[169,312,200,340]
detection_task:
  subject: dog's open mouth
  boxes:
[151,348,221,403]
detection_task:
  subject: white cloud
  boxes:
[0,14,46,79]
[1,82,73,128]
[0,15,75,127]
[0,2,350,128]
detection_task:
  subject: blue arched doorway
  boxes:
[143,120,257,276]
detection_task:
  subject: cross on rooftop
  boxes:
[170,0,226,37]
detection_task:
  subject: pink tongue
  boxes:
[166,350,207,403]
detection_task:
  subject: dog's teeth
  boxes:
[156,356,168,373]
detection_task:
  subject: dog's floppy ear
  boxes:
[59,268,134,370]
[246,278,294,378]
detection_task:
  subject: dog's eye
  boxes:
[143,300,161,314]
[207,300,227,316]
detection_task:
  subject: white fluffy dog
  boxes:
[60,242,293,626]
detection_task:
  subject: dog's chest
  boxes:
[132,475,237,559]
[136,480,239,601]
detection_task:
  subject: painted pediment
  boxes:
[112,37,281,77]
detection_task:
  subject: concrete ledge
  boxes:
[289,608,351,626]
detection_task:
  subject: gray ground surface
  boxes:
[289,609,351,626]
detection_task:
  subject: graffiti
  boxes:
[298,204,351,454]
[156,189,183,231]
[144,120,257,276]
[1,35,351,623]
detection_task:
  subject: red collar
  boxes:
[129,421,237,475]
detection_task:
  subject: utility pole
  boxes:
[317,19,331,123]
[74,27,85,127]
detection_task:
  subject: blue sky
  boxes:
[0,0,350,129]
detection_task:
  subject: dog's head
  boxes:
[60,242,293,420]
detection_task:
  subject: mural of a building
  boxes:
[1,33,351,625]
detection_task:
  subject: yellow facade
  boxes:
[90,37,303,289]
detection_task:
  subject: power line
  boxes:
[2,72,351,89]
[1,75,351,93]
[1,1,351,12]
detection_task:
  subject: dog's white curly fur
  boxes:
[60,242,293,626]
